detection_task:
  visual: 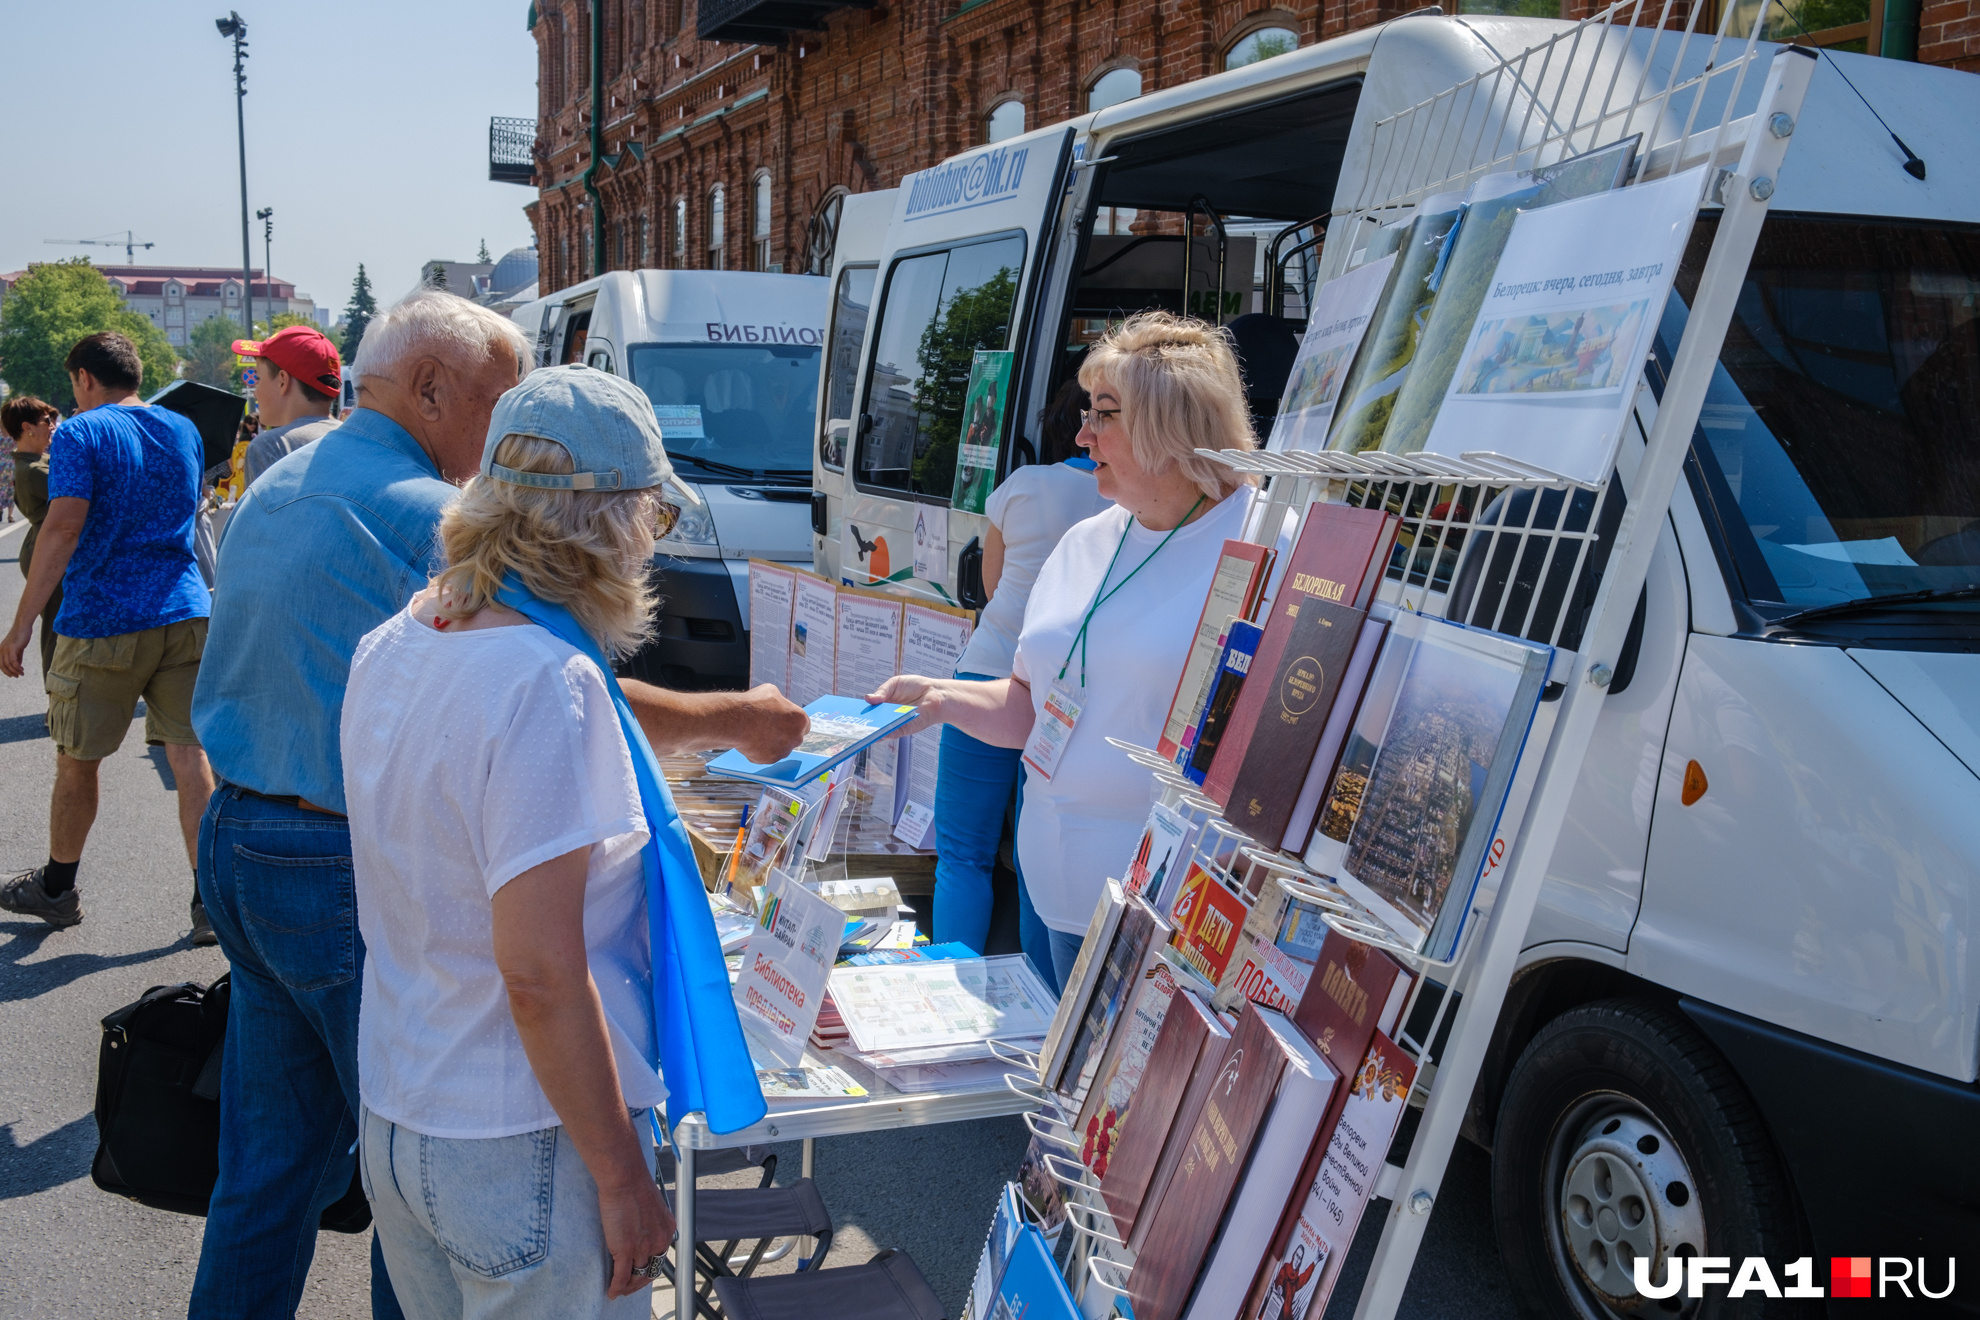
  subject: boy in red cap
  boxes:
[232,324,343,487]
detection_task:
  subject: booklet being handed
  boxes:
[705,694,920,790]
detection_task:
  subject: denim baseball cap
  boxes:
[481,363,701,505]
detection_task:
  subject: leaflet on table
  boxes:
[787,572,839,707]
[1418,166,1704,486]
[705,696,919,790]
[756,1062,869,1107]
[733,869,843,1066]
[747,560,796,692]
[835,588,904,700]
[828,954,1058,1054]
[1266,253,1398,454]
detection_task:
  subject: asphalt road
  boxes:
[0,517,1520,1319]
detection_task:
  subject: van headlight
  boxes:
[661,503,718,547]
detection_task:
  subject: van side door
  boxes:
[842,125,1078,599]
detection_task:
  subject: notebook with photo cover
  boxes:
[1277,612,1390,853]
[1304,613,1551,959]
[1126,802,1192,903]
[1203,504,1399,808]
[1059,896,1171,1109]
[1036,880,1126,1092]
[706,696,919,790]
[1103,988,1228,1242]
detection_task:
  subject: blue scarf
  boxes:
[496,577,767,1136]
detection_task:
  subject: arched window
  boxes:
[753,172,773,271]
[673,196,687,260]
[709,185,726,271]
[986,100,1026,143]
[1088,67,1142,113]
[640,212,650,266]
[1225,27,1298,69]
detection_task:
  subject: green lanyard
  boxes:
[1058,495,1206,688]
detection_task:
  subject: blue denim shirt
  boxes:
[192,410,455,813]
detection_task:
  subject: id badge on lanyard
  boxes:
[1021,681,1084,781]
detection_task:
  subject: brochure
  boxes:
[756,1063,869,1108]
[835,589,905,700]
[787,571,839,707]
[828,954,1058,1054]
[747,560,795,692]
[950,350,1015,515]
[706,695,919,790]
[734,869,844,1066]
[1267,253,1397,453]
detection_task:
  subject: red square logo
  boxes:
[1831,1257,1873,1298]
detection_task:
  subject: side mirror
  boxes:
[810,491,829,538]
[956,537,987,611]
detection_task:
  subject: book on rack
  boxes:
[1109,987,1232,1248]
[1303,612,1551,960]
[1125,802,1192,905]
[1168,861,1251,988]
[1073,955,1182,1178]
[1017,1134,1069,1242]
[1158,540,1272,761]
[828,955,1057,1055]
[1185,620,1265,787]
[1218,597,1379,845]
[994,1222,1080,1320]
[1125,1003,1328,1320]
[755,1063,870,1108]
[1243,1033,1418,1320]
[1213,876,1316,1015]
[962,1183,1027,1320]
[1036,880,1126,1092]
[1058,895,1172,1109]
[1201,504,1400,809]
[1290,927,1413,1081]
[1274,609,1390,854]
[706,695,920,790]
[1180,1015,1340,1320]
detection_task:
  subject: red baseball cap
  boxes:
[233,325,342,398]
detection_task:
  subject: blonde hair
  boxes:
[435,434,659,658]
[1077,311,1258,500]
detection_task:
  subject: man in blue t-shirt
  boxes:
[0,332,217,941]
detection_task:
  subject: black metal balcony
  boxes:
[695,0,875,45]
[489,117,539,186]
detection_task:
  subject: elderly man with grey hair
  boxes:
[187,291,807,1319]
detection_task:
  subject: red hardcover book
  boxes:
[1158,541,1270,761]
[1103,988,1229,1242]
[1168,861,1251,987]
[1126,1002,1309,1320]
[1201,505,1399,807]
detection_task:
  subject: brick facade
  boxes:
[526,0,1970,292]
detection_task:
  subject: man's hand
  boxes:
[0,624,33,679]
[598,1170,677,1299]
[623,680,809,763]
[723,684,810,763]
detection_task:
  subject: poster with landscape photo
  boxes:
[950,350,1014,515]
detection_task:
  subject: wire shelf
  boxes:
[1199,446,1594,490]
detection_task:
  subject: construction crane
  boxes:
[44,231,156,263]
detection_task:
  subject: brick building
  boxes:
[524,0,1974,294]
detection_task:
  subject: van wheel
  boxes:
[1490,999,1806,1320]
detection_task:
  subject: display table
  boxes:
[663,751,939,895]
[667,1044,1039,1320]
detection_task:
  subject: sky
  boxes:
[1,1,541,319]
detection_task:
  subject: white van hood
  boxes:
[1850,650,1980,782]
[694,480,813,562]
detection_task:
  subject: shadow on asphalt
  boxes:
[0,927,190,1005]
[145,745,178,791]
[0,712,48,745]
[0,1114,96,1200]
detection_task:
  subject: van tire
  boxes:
[1490,998,1807,1320]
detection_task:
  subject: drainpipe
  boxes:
[582,0,606,277]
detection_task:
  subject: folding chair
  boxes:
[710,1248,945,1320]
[656,1151,835,1318]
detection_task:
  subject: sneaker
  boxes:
[189,898,218,947]
[1,868,83,928]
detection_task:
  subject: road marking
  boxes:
[0,520,28,540]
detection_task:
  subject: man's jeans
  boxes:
[189,785,403,1320]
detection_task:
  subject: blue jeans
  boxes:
[932,678,1021,952]
[1048,928,1087,991]
[361,1107,657,1320]
[1011,769,1058,993]
[190,785,403,1320]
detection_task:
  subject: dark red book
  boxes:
[1126,1002,1305,1320]
[1157,540,1270,761]
[1103,986,1228,1242]
[1201,505,1398,808]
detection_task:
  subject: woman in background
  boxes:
[888,312,1258,988]
[1,397,62,676]
[932,380,1110,982]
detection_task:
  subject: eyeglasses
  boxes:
[1079,407,1121,430]
[654,499,682,540]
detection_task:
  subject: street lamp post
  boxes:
[257,207,274,312]
[216,12,252,335]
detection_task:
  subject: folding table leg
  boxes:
[675,1138,696,1320]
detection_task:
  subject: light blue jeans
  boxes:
[361,1107,658,1320]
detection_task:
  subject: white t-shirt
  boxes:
[1012,487,1256,932]
[344,608,666,1139]
[956,461,1111,679]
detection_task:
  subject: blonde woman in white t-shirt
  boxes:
[873,312,1259,988]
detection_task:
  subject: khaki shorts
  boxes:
[46,618,208,762]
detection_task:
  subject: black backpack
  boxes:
[91,975,370,1232]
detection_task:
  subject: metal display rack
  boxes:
[1000,3,1818,1316]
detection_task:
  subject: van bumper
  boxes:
[617,557,748,691]
[1681,998,1980,1305]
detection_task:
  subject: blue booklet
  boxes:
[705,696,919,790]
[992,1222,1077,1319]
[1184,619,1265,786]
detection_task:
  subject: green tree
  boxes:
[342,264,378,363]
[909,266,1016,496]
[181,314,243,391]
[478,238,493,263]
[0,259,177,409]
[425,262,450,290]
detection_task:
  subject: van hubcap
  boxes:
[1548,1096,1707,1318]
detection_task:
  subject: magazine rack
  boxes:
[1018,6,1817,1317]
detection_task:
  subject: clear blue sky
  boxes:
[1,1,540,319]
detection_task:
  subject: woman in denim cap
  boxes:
[343,365,705,1318]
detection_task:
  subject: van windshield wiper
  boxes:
[1772,583,1980,627]
[671,454,759,481]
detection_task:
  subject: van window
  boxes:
[629,342,821,481]
[821,264,877,468]
[856,233,1026,501]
